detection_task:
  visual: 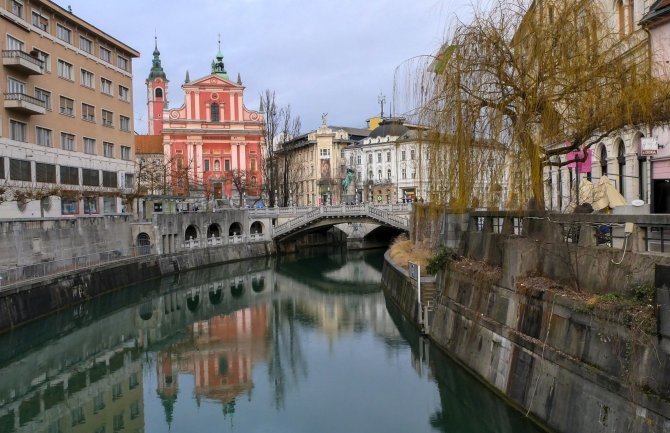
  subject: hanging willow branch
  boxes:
[417,0,670,211]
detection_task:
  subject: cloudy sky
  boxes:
[54,0,471,134]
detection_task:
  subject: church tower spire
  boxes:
[146,36,169,134]
[211,34,229,79]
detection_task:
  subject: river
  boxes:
[0,248,545,433]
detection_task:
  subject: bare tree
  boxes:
[417,0,670,210]
[229,169,247,208]
[260,91,302,207]
[277,105,302,207]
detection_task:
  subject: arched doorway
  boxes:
[229,222,242,236]
[137,233,151,255]
[185,225,198,240]
[250,221,263,235]
[207,224,221,238]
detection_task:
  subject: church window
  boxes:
[155,88,163,98]
[204,160,210,172]
[211,103,220,122]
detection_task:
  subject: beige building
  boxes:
[280,116,369,206]
[0,0,139,218]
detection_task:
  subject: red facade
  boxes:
[146,46,264,200]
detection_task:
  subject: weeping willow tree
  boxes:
[415,0,670,211]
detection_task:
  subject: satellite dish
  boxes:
[631,199,644,207]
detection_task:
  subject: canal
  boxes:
[0,248,545,433]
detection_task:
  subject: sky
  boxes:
[54,0,471,134]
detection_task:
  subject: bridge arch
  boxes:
[209,289,223,304]
[186,293,200,311]
[251,276,265,293]
[231,280,244,298]
[250,221,264,234]
[185,224,199,240]
[207,223,222,238]
[229,222,243,236]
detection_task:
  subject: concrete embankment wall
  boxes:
[382,253,670,433]
[0,241,274,333]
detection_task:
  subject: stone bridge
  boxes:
[249,203,411,240]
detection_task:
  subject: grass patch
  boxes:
[388,234,431,269]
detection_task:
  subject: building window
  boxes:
[121,146,131,160]
[411,149,416,160]
[56,24,72,44]
[31,11,48,31]
[224,159,230,171]
[124,173,134,189]
[102,170,117,187]
[60,166,79,185]
[7,77,25,94]
[118,85,130,102]
[83,197,98,214]
[387,151,391,162]
[10,158,31,181]
[204,160,210,171]
[377,152,382,163]
[82,168,99,186]
[211,103,220,122]
[113,413,124,432]
[35,162,56,183]
[11,0,23,18]
[70,407,85,426]
[57,59,73,80]
[402,168,407,179]
[357,155,361,164]
[600,146,608,176]
[100,46,111,63]
[61,198,77,214]
[117,55,128,71]
[411,170,416,179]
[101,78,112,95]
[93,393,105,413]
[84,137,96,154]
[103,196,117,213]
[378,170,382,180]
[79,36,92,54]
[367,153,372,163]
[103,142,114,158]
[387,168,392,179]
[36,127,52,147]
[0,157,4,179]
[349,155,353,165]
[112,383,122,401]
[401,150,406,161]
[10,120,26,142]
[102,110,113,127]
[61,132,75,151]
[82,103,95,122]
[120,115,130,131]
[320,148,330,158]
[6,35,23,51]
[33,49,50,72]
[80,69,94,88]
[35,88,51,110]
[59,96,74,116]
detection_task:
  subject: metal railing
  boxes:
[272,204,410,238]
[0,245,153,289]
[4,92,47,108]
[182,232,266,249]
[2,49,44,68]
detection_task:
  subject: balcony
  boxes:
[2,50,44,75]
[4,93,46,115]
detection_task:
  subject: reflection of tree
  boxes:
[268,299,308,409]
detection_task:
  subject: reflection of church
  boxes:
[156,306,269,422]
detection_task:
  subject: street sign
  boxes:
[641,137,658,156]
[409,262,419,281]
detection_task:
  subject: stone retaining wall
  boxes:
[0,241,274,333]
[382,253,670,433]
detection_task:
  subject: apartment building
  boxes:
[0,0,139,218]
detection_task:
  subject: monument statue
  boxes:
[342,168,354,192]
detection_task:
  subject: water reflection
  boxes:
[0,248,543,433]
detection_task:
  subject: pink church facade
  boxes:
[146,42,264,200]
